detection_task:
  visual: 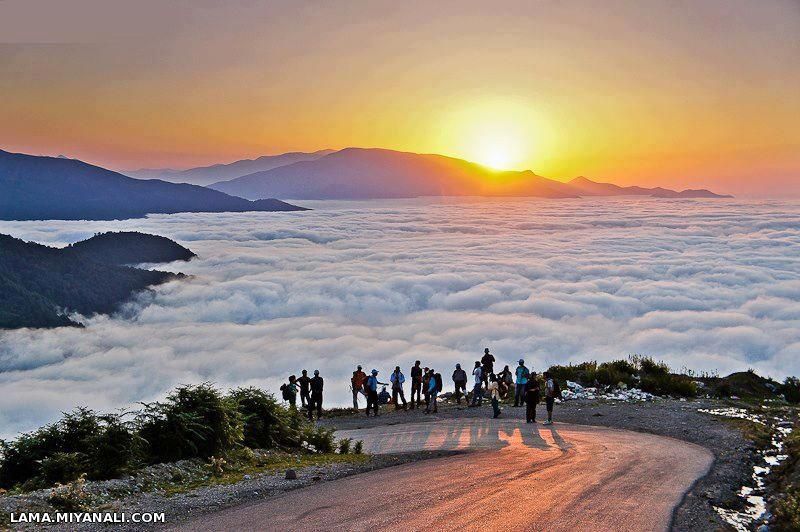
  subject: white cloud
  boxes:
[0,197,799,437]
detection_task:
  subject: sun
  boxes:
[476,138,515,170]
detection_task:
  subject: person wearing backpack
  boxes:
[543,371,558,425]
[281,375,298,409]
[452,363,468,404]
[425,369,440,414]
[410,361,423,409]
[365,369,388,417]
[514,359,530,407]
[470,361,483,406]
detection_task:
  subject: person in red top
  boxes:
[351,365,367,410]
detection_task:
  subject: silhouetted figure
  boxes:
[514,360,529,407]
[390,366,408,410]
[281,375,298,409]
[378,386,391,405]
[297,369,311,408]
[365,369,387,416]
[308,369,324,420]
[526,372,541,423]
[452,363,468,404]
[410,361,423,409]
[543,371,557,425]
[488,373,501,418]
[351,365,367,410]
[422,367,432,409]
[480,348,495,387]
[470,361,483,406]
[498,365,513,399]
[425,368,441,414]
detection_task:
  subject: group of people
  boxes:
[281,349,558,424]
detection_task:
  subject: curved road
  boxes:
[178,419,713,531]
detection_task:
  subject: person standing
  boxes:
[297,369,311,408]
[514,360,529,407]
[543,371,557,425]
[364,369,387,417]
[470,361,483,406]
[452,363,468,404]
[480,348,495,387]
[497,365,513,399]
[390,366,408,410]
[525,372,541,423]
[351,365,367,410]
[425,368,440,414]
[410,361,423,409]
[488,374,501,418]
[308,369,324,420]
[286,375,298,409]
[422,367,432,410]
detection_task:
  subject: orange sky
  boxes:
[1,0,798,196]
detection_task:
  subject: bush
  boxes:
[136,384,243,464]
[229,387,303,449]
[547,362,597,386]
[632,355,670,377]
[338,438,352,455]
[595,361,636,387]
[48,474,91,512]
[353,440,364,455]
[783,377,800,404]
[0,409,134,490]
[640,374,697,397]
[304,426,335,454]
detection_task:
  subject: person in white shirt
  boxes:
[487,373,501,418]
[470,361,483,406]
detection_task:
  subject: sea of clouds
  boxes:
[1,197,799,436]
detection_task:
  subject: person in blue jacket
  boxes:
[514,359,530,407]
[390,366,408,410]
[365,369,387,417]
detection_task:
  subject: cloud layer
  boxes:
[1,197,799,436]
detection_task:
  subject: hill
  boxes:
[66,231,196,265]
[568,176,732,198]
[126,150,335,185]
[209,147,580,200]
[0,150,308,221]
[0,232,193,328]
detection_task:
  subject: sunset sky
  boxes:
[1,0,798,196]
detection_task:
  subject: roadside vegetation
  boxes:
[0,383,349,494]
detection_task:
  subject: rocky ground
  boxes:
[0,396,773,531]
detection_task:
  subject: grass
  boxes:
[721,417,773,449]
[153,451,369,497]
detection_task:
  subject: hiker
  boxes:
[390,366,408,410]
[308,369,324,420]
[365,369,388,416]
[543,371,558,425]
[410,361,423,409]
[297,369,311,408]
[480,348,495,387]
[425,368,441,414]
[497,365,513,399]
[378,386,391,405]
[470,361,483,406]
[351,365,367,410]
[452,363,468,404]
[525,372,540,423]
[487,373,501,418]
[281,375,298,409]
[514,359,529,407]
[422,367,432,410]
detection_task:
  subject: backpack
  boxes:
[434,373,443,393]
[280,383,291,401]
[552,380,562,397]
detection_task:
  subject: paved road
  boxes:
[179,419,713,531]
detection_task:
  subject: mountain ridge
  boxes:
[0,149,307,221]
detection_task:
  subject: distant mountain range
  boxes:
[126,150,335,185]
[206,147,732,200]
[0,150,307,221]
[0,232,193,328]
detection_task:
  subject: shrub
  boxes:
[353,440,364,455]
[632,355,670,377]
[595,361,636,387]
[136,383,243,464]
[547,362,597,386]
[48,474,91,512]
[0,409,134,490]
[304,426,335,454]
[338,438,352,454]
[783,377,800,404]
[229,387,302,449]
[640,374,697,397]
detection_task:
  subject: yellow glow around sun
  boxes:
[432,97,548,172]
